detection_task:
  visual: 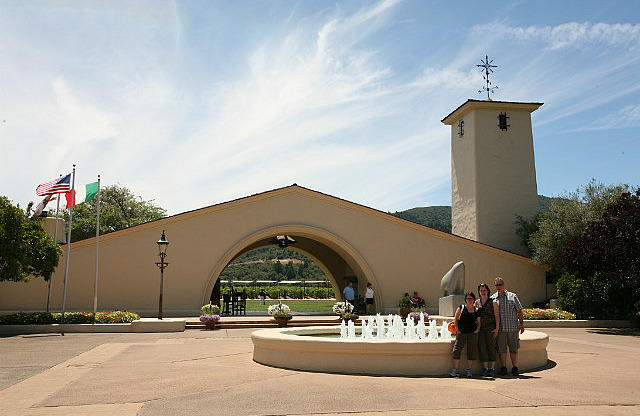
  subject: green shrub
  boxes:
[95,311,140,323]
[62,312,95,324]
[522,308,576,320]
[0,311,140,325]
[557,272,634,319]
[200,304,220,315]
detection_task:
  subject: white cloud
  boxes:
[476,21,640,50]
[583,104,640,130]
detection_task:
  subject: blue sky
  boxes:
[1,0,639,216]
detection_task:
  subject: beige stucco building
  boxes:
[0,100,547,317]
[442,100,542,256]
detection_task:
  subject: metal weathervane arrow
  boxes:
[477,55,498,100]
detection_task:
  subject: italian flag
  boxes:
[65,181,99,208]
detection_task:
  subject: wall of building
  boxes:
[444,100,541,256]
[0,186,546,317]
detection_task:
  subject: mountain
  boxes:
[392,195,556,233]
[392,206,452,233]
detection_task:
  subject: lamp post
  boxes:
[155,230,169,320]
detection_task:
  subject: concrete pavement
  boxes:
[1,327,639,415]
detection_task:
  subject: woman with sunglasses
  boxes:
[475,283,500,377]
[450,291,481,377]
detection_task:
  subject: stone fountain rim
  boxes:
[252,325,548,348]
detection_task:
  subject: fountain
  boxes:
[252,314,549,376]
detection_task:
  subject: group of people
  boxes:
[342,278,524,378]
[450,277,525,378]
[342,282,376,314]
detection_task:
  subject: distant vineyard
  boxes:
[223,284,335,299]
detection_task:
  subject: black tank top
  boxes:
[458,305,479,334]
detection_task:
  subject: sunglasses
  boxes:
[495,283,503,287]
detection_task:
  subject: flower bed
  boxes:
[522,308,576,320]
[0,311,140,325]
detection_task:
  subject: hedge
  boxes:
[0,311,140,325]
[224,285,335,299]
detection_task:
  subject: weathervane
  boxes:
[477,55,498,100]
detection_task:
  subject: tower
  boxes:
[441,99,542,256]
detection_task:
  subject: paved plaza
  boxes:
[1,327,639,415]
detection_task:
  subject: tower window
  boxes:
[458,120,464,137]
[498,113,509,130]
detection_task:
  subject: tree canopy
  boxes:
[65,184,166,242]
[521,180,633,278]
[0,196,62,282]
[557,190,640,318]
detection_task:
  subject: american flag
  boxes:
[36,173,72,196]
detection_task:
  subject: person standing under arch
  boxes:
[343,281,355,308]
[364,283,374,314]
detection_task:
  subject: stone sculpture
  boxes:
[440,261,465,296]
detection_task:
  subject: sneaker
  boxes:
[450,369,460,377]
[466,369,473,378]
[488,368,496,377]
[499,366,508,376]
[482,367,489,377]
[511,366,519,376]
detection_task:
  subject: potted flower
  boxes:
[398,295,413,319]
[199,303,221,330]
[408,308,429,325]
[199,314,220,330]
[332,301,357,321]
[268,302,292,327]
[341,312,359,322]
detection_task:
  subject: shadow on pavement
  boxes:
[587,328,640,337]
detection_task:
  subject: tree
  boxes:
[273,260,283,275]
[558,190,640,318]
[524,180,633,279]
[65,184,166,242]
[0,196,62,282]
[284,261,297,280]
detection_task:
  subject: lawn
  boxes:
[245,299,336,313]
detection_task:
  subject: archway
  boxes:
[202,225,381,311]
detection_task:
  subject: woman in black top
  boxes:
[475,283,501,377]
[450,292,481,377]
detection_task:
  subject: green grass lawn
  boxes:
[245,299,336,313]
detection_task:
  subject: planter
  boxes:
[204,321,217,330]
[275,317,291,327]
[399,307,411,319]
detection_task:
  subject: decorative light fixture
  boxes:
[155,230,169,319]
[271,235,296,248]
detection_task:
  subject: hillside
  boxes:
[391,195,556,232]
[392,206,452,233]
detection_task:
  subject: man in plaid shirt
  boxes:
[491,277,525,376]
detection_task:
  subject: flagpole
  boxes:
[93,175,101,316]
[61,165,76,323]
[46,177,62,313]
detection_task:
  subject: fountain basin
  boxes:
[252,326,549,376]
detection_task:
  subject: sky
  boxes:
[1,0,639,216]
